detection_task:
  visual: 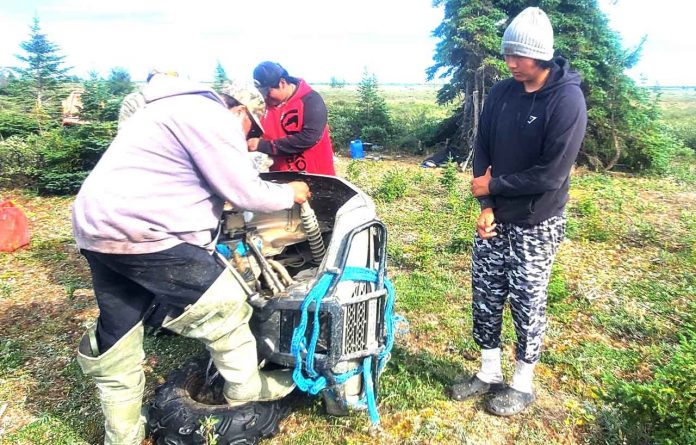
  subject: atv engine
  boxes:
[216,171,390,414]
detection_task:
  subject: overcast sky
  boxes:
[599,0,693,86]
[0,0,692,86]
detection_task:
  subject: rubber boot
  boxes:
[162,269,295,405]
[77,323,146,445]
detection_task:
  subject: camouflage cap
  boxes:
[219,80,266,133]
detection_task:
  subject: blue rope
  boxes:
[290,272,336,394]
[215,243,231,259]
[362,356,379,425]
[290,266,397,426]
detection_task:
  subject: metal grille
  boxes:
[352,281,370,298]
[278,310,330,354]
[343,301,369,355]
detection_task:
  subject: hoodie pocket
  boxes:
[528,197,537,214]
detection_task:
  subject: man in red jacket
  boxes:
[249,61,335,175]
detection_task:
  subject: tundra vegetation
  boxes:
[1,5,695,445]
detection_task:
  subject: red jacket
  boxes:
[257,79,335,175]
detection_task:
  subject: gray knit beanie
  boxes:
[501,7,554,61]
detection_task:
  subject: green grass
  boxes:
[1,92,695,445]
[0,339,24,373]
[658,89,696,151]
[3,414,89,445]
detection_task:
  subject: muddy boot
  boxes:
[77,323,146,445]
[163,269,295,405]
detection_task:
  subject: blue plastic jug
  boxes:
[350,139,364,159]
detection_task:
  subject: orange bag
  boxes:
[0,200,30,252]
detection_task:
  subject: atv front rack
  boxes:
[251,221,389,371]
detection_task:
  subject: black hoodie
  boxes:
[474,57,587,225]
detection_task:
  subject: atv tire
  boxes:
[148,357,291,445]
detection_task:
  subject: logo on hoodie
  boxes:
[527,115,538,125]
[281,109,301,134]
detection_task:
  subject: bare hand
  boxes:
[288,181,311,204]
[476,207,497,239]
[247,138,260,152]
[471,166,492,197]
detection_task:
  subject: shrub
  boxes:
[604,327,696,445]
[447,232,472,254]
[439,159,459,192]
[64,121,116,168]
[566,196,614,242]
[360,125,389,146]
[373,169,409,203]
[29,129,82,194]
[0,121,116,193]
[0,109,40,139]
[0,136,41,188]
[670,120,696,152]
[622,122,681,174]
[39,122,115,195]
[393,133,421,152]
[38,171,90,195]
[390,105,445,152]
[327,105,358,153]
[0,340,24,373]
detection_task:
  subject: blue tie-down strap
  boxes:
[290,272,336,394]
[215,243,232,259]
[290,266,399,426]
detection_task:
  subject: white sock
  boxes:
[510,360,536,394]
[476,348,504,384]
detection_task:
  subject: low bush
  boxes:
[623,122,681,174]
[565,196,614,242]
[389,105,445,152]
[604,325,696,445]
[670,120,696,152]
[0,122,116,194]
[438,159,459,192]
[360,125,389,146]
[327,105,358,152]
[0,136,41,188]
[36,122,115,195]
[0,109,40,139]
[374,169,409,203]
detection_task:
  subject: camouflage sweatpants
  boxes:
[471,215,566,364]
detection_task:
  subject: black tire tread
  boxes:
[148,357,290,445]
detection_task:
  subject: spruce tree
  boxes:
[81,71,111,121]
[79,68,133,122]
[213,61,228,92]
[106,67,135,97]
[356,69,391,144]
[329,76,345,89]
[13,16,71,114]
[429,0,673,171]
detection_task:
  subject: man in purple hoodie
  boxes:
[449,7,587,416]
[72,76,309,444]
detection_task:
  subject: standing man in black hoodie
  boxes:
[449,7,587,416]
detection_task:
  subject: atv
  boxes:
[147,171,395,445]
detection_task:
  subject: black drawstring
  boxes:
[517,92,537,129]
[520,93,537,128]
[527,94,537,122]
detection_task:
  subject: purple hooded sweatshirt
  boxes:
[72,76,295,254]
